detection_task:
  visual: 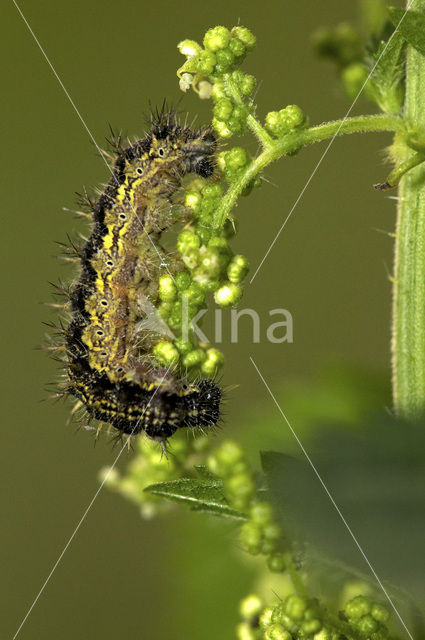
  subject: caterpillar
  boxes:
[53,110,222,445]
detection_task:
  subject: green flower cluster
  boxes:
[217,146,262,195]
[206,441,287,569]
[177,25,257,138]
[237,593,392,640]
[152,177,250,375]
[99,431,209,519]
[237,593,329,640]
[264,106,307,139]
[211,70,256,138]
[343,596,391,640]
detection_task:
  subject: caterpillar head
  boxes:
[150,113,217,178]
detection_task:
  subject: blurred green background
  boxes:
[2,1,403,638]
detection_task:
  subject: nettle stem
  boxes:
[393,6,425,419]
[212,111,404,229]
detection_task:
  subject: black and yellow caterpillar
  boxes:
[57,111,221,443]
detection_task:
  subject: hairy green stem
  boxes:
[212,112,404,229]
[283,553,309,598]
[392,1,425,418]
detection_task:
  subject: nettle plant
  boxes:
[104,8,425,640]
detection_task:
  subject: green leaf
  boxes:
[193,464,217,480]
[365,22,406,113]
[389,7,425,58]
[145,477,247,520]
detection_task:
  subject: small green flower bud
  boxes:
[345,596,372,619]
[197,50,217,75]
[211,80,227,101]
[250,501,274,525]
[200,197,216,214]
[240,521,263,554]
[265,111,281,136]
[228,254,250,283]
[232,106,247,122]
[178,39,202,57]
[226,146,249,169]
[213,98,233,121]
[223,166,239,183]
[201,348,224,376]
[263,522,282,542]
[167,300,184,330]
[214,282,243,306]
[194,225,212,245]
[236,622,257,640]
[157,301,173,319]
[182,348,206,368]
[203,26,231,52]
[357,615,379,636]
[229,37,246,58]
[314,628,332,640]
[174,338,193,354]
[175,270,192,291]
[371,604,390,624]
[302,620,322,635]
[216,440,244,467]
[202,183,223,198]
[215,48,235,72]
[217,151,228,171]
[282,104,306,130]
[185,190,202,212]
[224,471,256,508]
[240,594,264,620]
[182,249,200,270]
[267,553,286,573]
[193,269,220,291]
[279,614,297,633]
[153,341,180,366]
[264,624,292,640]
[232,26,256,50]
[260,608,274,629]
[158,274,177,301]
[260,539,277,555]
[182,282,206,306]
[240,73,256,96]
[177,229,201,254]
[98,465,120,487]
[285,595,307,621]
[212,117,233,139]
[371,629,388,640]
[208,236,231,254]
[197,209,213,227]
[197,247,222,278]
[341,63,368,100]
[227,117,244,135]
